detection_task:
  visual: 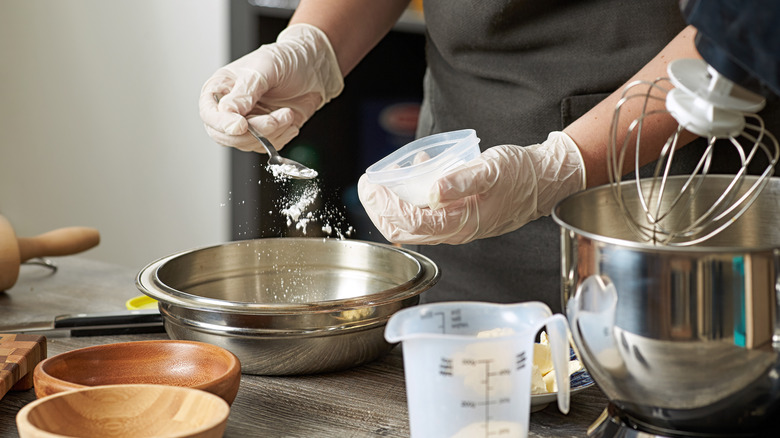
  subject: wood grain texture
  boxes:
[33,340,241,405]
[0,257,609,438]
[0,334,46,399]
[16,384,228,438]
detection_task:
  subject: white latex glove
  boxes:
[358,131,587,244]
[199,23,344,152]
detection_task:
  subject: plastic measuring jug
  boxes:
[385,301,570,438]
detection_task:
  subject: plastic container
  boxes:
[366,129,481,207]
[385,301,570,438]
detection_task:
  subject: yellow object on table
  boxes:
[125,295,158,310]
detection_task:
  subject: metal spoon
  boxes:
[212,94,317,180]
[246,125,318,180]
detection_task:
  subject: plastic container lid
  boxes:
[366,129,480,206]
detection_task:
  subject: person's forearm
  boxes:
[564,25,701,188]
[290,0,411,76]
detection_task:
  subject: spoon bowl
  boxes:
[246,125,318,179]
[212,93,318,180]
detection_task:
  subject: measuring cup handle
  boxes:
[545,314,571,414]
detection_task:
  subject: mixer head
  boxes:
[607,58,779,246]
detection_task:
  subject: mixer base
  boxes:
[588,404,780,438]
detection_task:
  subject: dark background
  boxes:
[228,1,427,243]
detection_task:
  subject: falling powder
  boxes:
[280,184,318,232]
[216,166,360,302]
[268,165,354,239]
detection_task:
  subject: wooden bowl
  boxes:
[33,340,240,405]
[17,384,229,438]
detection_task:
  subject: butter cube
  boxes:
[530,364,547,394]
[533,342,553,376]
[543,368,558,392]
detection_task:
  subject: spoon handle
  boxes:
[212,93,281,160]
[246,125,282,160]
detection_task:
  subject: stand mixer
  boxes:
[554,1,780,437]
[607,54,778,246]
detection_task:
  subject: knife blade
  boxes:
[0,309,164,337]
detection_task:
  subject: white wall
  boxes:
[0,0,231,270]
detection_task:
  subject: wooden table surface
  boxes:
[0,256,609,437]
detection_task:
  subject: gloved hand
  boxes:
[358,131,586,244]
[199,23,344,152]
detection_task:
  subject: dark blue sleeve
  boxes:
[681,0,780,96]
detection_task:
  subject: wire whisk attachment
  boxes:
[607,58,779,246]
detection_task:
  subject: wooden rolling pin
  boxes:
[0,215,100,291]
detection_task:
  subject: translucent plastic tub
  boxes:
[366,129,481,207]
[385,301,570,438]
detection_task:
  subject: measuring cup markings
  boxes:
[448,308,468,331]
[455,357,516,438]
[516,350,528,371]
[420,309,469,333]
[447,346,531,432]
[384,301,570,438]
[421,310,447,333]
[440,357,453,376]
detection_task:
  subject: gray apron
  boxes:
[413,0,779,313]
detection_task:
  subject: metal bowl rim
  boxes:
[151,239,423,309]
[552,175,780,253]
[136,238,440,314]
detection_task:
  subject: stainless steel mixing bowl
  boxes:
[553,176,780,436]
[136,238,439,375]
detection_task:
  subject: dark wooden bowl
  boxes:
[33,340,240,405]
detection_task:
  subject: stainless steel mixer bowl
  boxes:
[553,175,780,436]
[136,238,439,375]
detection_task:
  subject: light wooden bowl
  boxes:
[33,340,240,405]
[17,384,229,438]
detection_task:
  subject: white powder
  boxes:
[268,163,318,180]
[268,166,354,239]
[250,168,360,301]
[280,185,319,233]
